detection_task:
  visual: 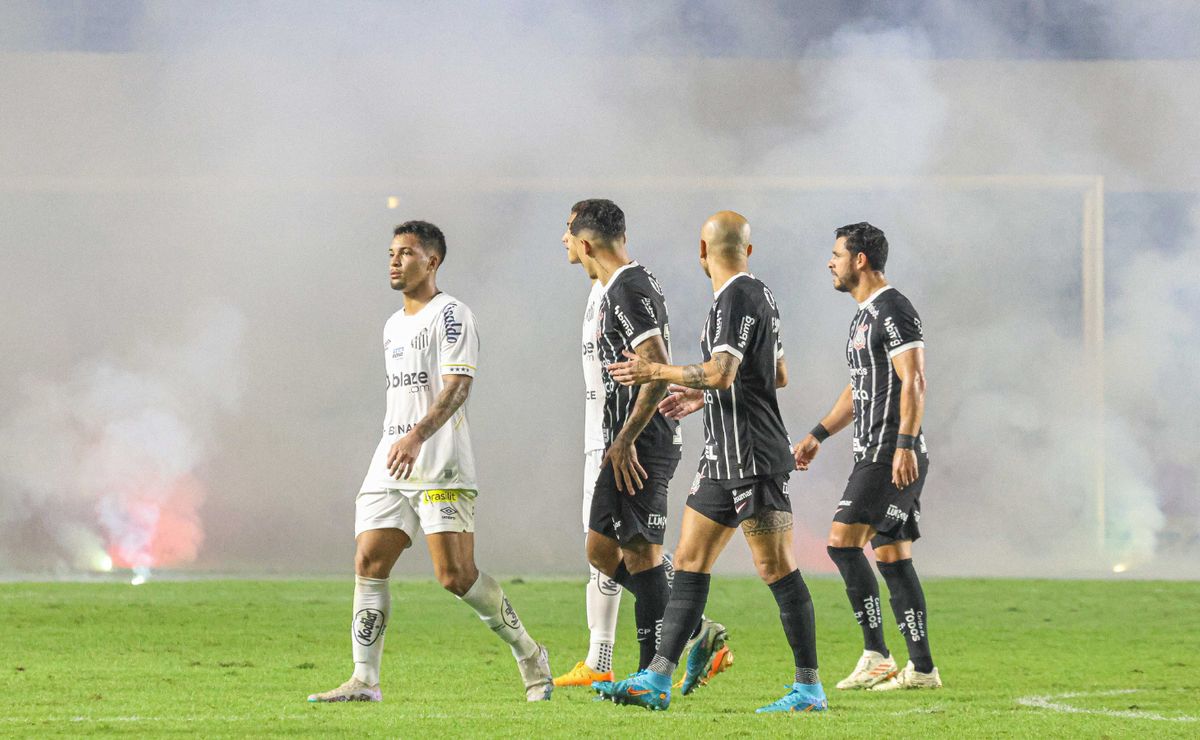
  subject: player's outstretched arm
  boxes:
[603,336,671,494]
[793,382,855,471]
[607,349,741,391]
[387,375,473,479]
[890,347,926,489]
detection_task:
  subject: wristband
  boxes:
[810,423,830,442]
[896,434,915,449]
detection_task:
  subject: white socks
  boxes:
[459,571,539,660]
[351,575,390,686]
[585,565,621,672]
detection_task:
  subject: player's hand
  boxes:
[892,448,918,489]
[602,436,647,494]
[606,349,659,387]
[658,384,703,419]
[387,432,423,479]
[793,434,820,471]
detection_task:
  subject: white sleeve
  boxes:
[439,302,478,377]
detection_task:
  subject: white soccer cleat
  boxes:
[306,677,382,702]
[517,643,553,702]
[836,650,898,689]
[869,660,942,691]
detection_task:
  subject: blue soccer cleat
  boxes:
[679,618,732,695]
[755,682,829,714]
[593,669,673,711]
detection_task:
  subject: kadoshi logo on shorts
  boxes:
[354,608,386,646]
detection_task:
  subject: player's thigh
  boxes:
[873,539,912,562]
[828,521,876,549]
[742,511,798,582]
[673,506,736,573]
[586,528,623,575]
[426,531,479,593]
[620,536,662,574]
[355,528,413,578]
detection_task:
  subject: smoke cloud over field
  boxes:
[0,1,1196,579]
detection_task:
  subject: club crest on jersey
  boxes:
[853,322,869,350]
[411,328,430,350]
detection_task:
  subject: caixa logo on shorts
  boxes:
[354,608,386,646]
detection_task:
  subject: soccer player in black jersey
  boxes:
[597,211,827,714]
[794,222,942,691]
[566,199,681,674]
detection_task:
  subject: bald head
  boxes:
[701,210,752,264]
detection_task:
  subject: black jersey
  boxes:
[846,285,927,463]
[698,273,792,481]
[595,262,682,459]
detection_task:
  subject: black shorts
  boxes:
[687,472,792,529]
[589,455,680,546]
[834,454,930,547]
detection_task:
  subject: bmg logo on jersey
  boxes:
[441,304,463,344]
[737,315,757,347]
[612,303,634,337]
[883,316,902,347]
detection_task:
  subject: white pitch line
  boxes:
[1017,689,1198,722]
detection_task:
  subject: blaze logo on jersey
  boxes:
[411,328,430,350]
[853,322,869,350]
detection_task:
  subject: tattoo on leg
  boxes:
[742,510,793,537]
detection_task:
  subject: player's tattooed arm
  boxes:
[741,509,793,537]
[604,336,671,494]
[387,375,473,479]
[608,349,740,391]
[890,346,926,489]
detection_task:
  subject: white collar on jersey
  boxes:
[858,284,894,309]
[604,260,640,286]
[713,272,752,299]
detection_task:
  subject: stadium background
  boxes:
[0,1,1197,582]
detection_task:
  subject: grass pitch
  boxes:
[2,576,1197,737]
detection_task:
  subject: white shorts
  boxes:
[355,488,477,539]
[582,449,604,534]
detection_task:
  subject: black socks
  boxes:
[767,570,819,677]
[877,558,934,673]
[626,564,670,671]
[828,545,889,656]
[655,570,710,667]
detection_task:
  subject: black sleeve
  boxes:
[608,279,665,348]
[711,285,759,361]
[881,298,925,358]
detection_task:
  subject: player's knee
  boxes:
[355,551,391,579]
[436,563,478,596]
[586,541,621,575]
[752,552,792,584]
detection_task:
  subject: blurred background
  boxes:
[1,1,1197,580]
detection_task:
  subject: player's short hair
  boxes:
[393,220,447,265]
[836,222,888,272]
[569,199,625,242]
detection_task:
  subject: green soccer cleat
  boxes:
[679,618,732,695]
[593,669,673,711]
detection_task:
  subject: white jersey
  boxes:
[582,280,606,453]
[359,292,480,493]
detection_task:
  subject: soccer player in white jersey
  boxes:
[553,203,733,692]
[307,220,553,704]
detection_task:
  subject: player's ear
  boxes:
[699,240,708,260]
[746,243,753,258]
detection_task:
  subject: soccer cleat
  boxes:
[869,660,942,691]
[593,669,672,711]
[517,643,554,701]
[755,682,829,714]
[677,618,733,695]
[835,649,898,689]
[553,660,614,687]
[306,677,382,703]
